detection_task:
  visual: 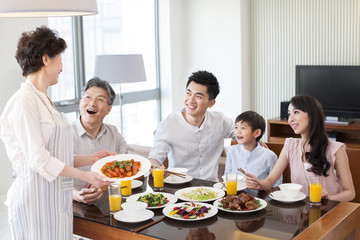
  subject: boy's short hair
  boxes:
[235,111,265,142]
[186,70,220,100]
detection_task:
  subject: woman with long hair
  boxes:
[246,95,355,201]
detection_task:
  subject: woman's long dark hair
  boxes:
[290,95,330,176]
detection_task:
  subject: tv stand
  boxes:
[325,116,353,125]
[267,118,360,149]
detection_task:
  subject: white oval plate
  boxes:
[114,209,154,223]
[213,182,247,191]
[132,180,143,189]
[164,175,193,185]
[126,192,178,209]
[269,190,306,203]
[213,197,267,213]
[162,202,218,221]
[91,154,151,182]
[174,187,225,202]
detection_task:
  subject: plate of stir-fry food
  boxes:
[91,154,151,181]
[213,193,267,213]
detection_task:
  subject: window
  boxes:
[48,0,160,146]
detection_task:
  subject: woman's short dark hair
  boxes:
[235,111,265,142]
[15,26,67,77]
[84,77,116,105]
[290,95,330,176]
[186,70,220,100]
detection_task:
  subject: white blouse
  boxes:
[0,80,65,182]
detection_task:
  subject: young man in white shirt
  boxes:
[72,77,132,204]
[149,71,235,181]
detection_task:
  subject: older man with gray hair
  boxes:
[72,77,133,204]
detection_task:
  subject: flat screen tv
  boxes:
[296,65,360,120]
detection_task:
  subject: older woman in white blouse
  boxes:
[0,26,114,240]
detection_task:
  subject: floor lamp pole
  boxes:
[119,84,124,134]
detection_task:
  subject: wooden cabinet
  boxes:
[267,118,360,149]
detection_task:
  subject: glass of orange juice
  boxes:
[309,177,322,206]
[226,173,238,195]
[121,179,132,197]
[153,166,164,191]
[108,183,121,214]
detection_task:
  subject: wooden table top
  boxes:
[73,175,360,240]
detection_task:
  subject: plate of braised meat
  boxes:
[213,193,267,213]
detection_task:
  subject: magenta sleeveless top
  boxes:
[283,138,344,197]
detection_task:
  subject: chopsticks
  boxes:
[166,171,186,179]
[237,168,273,197]
[132,216,167,233]
[217,176,226,189]
[79,185,127,196]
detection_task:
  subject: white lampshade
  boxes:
[94,54,147,84]
[0,0,98,17]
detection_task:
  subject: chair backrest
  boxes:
[346,148,360,203]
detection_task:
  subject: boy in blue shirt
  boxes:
[224,111,282,189]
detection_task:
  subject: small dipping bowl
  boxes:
[168,168,188,182]
[279,183,303,199]
[121,201,147,215]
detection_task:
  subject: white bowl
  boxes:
[121,201,147,215]
[222,174,244,185]
[168,168,188,182]
[279,183,302,199]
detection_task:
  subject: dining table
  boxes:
[73,174,360,240]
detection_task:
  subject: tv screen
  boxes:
[296,65,360,119]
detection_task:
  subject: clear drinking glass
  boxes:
[153,166,164,191]
[309,177,322,206]
[226,173,238,195]
[121,179,132,197]
[108,183,121,214]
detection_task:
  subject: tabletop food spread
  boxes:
[76,158,343,240]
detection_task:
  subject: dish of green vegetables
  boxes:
[126,192,178,209]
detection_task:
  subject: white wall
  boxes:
[252,0,360,132]
[0,18,47,202]
[160,0,251,120]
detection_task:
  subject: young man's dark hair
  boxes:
[186,70,220,100]
[235,111,265,142]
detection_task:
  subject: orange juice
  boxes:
[109,194,121,213]
[309,183,321,203]
[153,168,164,188]
[226,181,237,195]
[309,206,321,225]
[121,179,132,196]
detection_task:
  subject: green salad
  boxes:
[182,188,218,201]
[137,193,168,207]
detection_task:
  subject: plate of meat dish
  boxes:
[91,154,151,182]
[213,193,267,213]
